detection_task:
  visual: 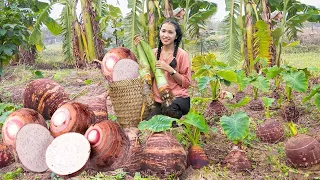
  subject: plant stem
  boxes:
[285,84,291,101]
[265,107,270,118]
[253,87,258,100]
[210,80,219,100]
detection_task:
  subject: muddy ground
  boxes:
[1,65,320,180]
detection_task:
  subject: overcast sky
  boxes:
[48,0,320,21]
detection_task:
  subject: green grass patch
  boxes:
[283,51,320,70]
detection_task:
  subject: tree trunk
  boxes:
[80,0,97,61]
[147,0,157,48]
[244,2,254,74]
[18,46,36,65]
[261,0,276,67]
[87,0,105,61]
[163,0,173,18]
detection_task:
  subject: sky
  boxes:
[48,0,320,21]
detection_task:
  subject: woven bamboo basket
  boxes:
[109,78,149,127]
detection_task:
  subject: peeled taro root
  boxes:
[16,124,53,172]
[101,47,137,82]
[285,134,320,167]
[141,132,187,178]
[74,94,108,123]
[112,59,139,82]
[0,143,14,168]
[49,102,95,137]
[222,146,251,172]
[84,120,129,171]
[23,78,70,120]
[46,132,91,176]
[187,145,209,169]
[256,119,284,143]
[2,108,47,147]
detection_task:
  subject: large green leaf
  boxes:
[59,2,73,63]
[197,76,211,91]
[217,70,237,82]
[236,70,250,91]
[180,112,208,133]
[225,96,251,109]
[282,71,308,93]
[220,111,250,144]
[138,115,176,132]
[261,97,275,108]
[264,66,282,79]
[250,76,270,92]
[303,84,320,103]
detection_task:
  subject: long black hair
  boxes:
[156,19,183,68]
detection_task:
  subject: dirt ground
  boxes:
[1,65,320,180]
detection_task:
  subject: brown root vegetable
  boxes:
[248,98,264,111]
[74,94,108,123]
[256,119,284,143]
[0,143,14,168]
[285,134,320,167]
[187,145,209,169]
[85,120,129,171]
[49,102,94,137]
[223,146,251,172]
[16,124,53,172]
[141,132,187,178]
[23,78,70,120]
[204,100,227,121]
[122,127,142,173]
[102,47,137,82]
[112,59,139,82]
[45,132,91,176]
[2,108,47,147]
[281,101,299,122]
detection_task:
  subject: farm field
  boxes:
[1,41,320,179]
[1,0,320,179]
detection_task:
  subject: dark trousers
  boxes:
[147,97,190,119]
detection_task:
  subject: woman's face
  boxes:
[160,23,177,46]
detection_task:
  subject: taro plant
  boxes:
[219,111,251,171]
[234,70,250,102]
[303,84,320,111]
[279,66,308,121]
[191,53,237,120]
[138,110,210,169]
[261,97,275,119]
[247,73,270,111]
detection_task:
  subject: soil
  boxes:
[1,65,320,179]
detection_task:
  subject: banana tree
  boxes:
[171,0,217,47]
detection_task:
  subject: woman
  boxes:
[148,19,191,119]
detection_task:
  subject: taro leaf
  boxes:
[217,70,237,82]
[225,96,251,109]
[303,84,320,103]
[251,76,270,92]
[282,71,308,92]
[179,111,208,133]
[315,94,320,111]
[265,66,282,79]
[197,76,211,91]
[236,70,250,91]
[138,115,176,132]
[261,97,274,108]
[220,111,250,144]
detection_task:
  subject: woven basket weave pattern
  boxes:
[109,78,148,127]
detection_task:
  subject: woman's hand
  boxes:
[156,61,173,73]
